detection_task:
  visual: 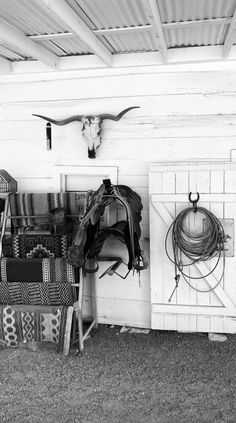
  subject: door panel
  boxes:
[149,162,236,333]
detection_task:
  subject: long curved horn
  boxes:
[98,106,140,122]
[32,114,84,126]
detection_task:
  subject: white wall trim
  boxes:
[2,45,236,81]
[53,165,118,191]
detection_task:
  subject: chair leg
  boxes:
[73,268,98,353]
[91,273,98,329]
[77,306,84,353]
[77,267,84,352]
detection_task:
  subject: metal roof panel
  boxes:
[0,0,236,70]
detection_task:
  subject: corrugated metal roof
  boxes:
[0,45,25,61]
[0,0,66,35]
[67,0,150,29]
[159,0,235,48]
[165,24,228,48]
[0,0,236,71]
[158,0,235,23]
[97,31,157,54]
[38,37,91,56]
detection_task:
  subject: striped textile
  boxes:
[9,192,87,229]
[0,280,76,306]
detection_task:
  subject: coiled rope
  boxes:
[165,195,228,301]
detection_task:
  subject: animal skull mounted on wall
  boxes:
[33,107,140,159]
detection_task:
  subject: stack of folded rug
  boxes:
[0,191,87,355]
[0,233,77,355]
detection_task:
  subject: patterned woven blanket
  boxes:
[0,258,76,283]
[0,280,75,306]
[0,304,73,355]
[2,234,72,258]
[0,258,77,306]
[9,192,87,229]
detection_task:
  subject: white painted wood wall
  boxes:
[1,60,236,329]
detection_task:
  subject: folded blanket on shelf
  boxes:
[2,234,72,258]
[0,280,75,306]
[0,257,75,283]
[9,192,86,229]
[0,304,73,355]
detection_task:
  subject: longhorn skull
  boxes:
[33,106,140,159]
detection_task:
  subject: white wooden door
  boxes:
[149,161,236,334]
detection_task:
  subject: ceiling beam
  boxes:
[94,25,152,35]
[30,32,74,41]
[0,56,11,73]
[96,17,232,33]
[164,17,232,30]
[2,46,236,80]
[40,0,113,67]
[223,7,236,58]
[145,0,168,62]
[29,26,152,42]
[28,17,233,42]
[0,19,59,69]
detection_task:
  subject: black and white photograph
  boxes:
[0,1,235,422]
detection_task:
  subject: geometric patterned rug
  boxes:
[2,234,72,258]
[0,304,74,355]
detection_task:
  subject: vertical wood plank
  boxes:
[163,314,177,331]
[196,316,210,333]
[175,171,189,194]
[151,313,164,330]
[211,170,224,193]
[161,171,176,194]
[149,202,164,303]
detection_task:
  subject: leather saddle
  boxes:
[68,179,148,276]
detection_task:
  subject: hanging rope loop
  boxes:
[165,193,228,298]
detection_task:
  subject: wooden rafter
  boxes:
[164,17,232,30]
[223,6,236,58]
[0,56,11,73]
[39,0,112,67]
[28,17,233,42]
[30,32,74,41]
[0,19,59,69]
[30,25,152,40]
[145,0,168,62]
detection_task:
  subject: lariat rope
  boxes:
[165,194,228,302]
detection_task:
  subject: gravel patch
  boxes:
[0,326,235,423]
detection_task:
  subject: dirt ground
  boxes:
[0,326,235,423]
